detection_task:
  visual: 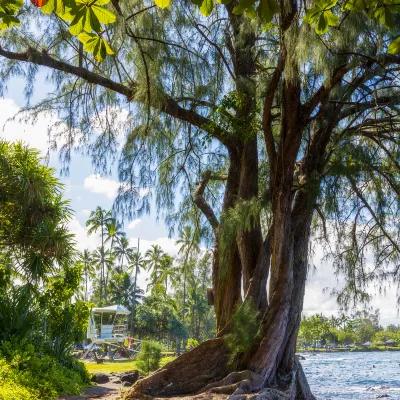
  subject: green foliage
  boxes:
[0,141,75,283]
[304,0,338,34]
[0,285,40,343]
[0,0,22,29]
[224,300,259,368]
[0,339,89,400]
[0,0,116,60]
[136,340,163,375]
[78,32,114,62]
[205,91,260,144]
[134,294,187,342]
[219,198,262,273]
[185,338,199,350]
[298,310,394,348]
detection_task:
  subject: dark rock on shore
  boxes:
[90,373,109,384]
[118,370,140,385]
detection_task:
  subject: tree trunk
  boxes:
[213,150,242,333]
[130,239,140,337]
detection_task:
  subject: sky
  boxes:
[1,71,399,326]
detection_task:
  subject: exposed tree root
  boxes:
[125,338,230,399]
[125,342,315,400]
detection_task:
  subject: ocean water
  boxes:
[300,351,400,399]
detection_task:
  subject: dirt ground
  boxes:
[59,374,128,400]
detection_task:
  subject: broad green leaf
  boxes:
[342,0,365,12]
[85,7,101,32]
[304,7,322,23]
[232,4,247,14]
[41,0,68,15]
[216,0,232,4]
[103,38,114,55]
[78,32,114,60]
[388,5,400,13]
[0,12,20,29]
[92,0,111,5]
[0,0,23,14]
[313,0,337,9]
[78,31,97,43]
[257,0,279,25]
[315,12,328,33]
[238,0,257,8]
[370,6,394,29]
[91,5,116,23]
[154,0,171,8]
[200,0,213,16]
[191,0,203,5]
[245,6,257,18]
[388,37,400,54]
[383,7,394,29]
[325,10,338,25]
[69,11,85,35]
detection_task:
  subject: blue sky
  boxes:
[1,70,398,326]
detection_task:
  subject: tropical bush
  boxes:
[0,339,90,400]
[0,141,90,400]
[136,340,163,375]
[185,338,199,350]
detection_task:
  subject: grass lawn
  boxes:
[83,356,176,375]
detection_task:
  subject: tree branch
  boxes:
[0,45,239,150]
[193,170,219,235]
[348,175,400,273]
[0,46,133,97]
[302,63,352,123]
[262,56,282,172]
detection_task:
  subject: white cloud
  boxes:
[129,237,180,258]
[80,209,91,216]
[0,98,66,154]
[127,219,142,229]
[68,216,100,252]
[303,241,400,326]
[83,174,120,199]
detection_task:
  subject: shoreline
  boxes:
[297,347,400,353]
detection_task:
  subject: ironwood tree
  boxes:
[1,0,400,397]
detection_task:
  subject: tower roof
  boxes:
[92,304,131,314]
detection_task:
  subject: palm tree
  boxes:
[144,245,164,288]
[158,254,176,298]
[86,207,113,303]
[109,271,144,308]
[114,236,135,272]
[81,249,95,301]
[129,251,146,293]
[105,219,125,248]
[128,240,145,336]
[92,246,115,305]
[176,226,199,322]
[104,219,125,301]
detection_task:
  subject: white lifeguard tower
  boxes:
[83,305,141,360]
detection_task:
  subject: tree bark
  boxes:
[213,149,242,333]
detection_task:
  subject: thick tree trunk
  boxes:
[237,138,264,298]
[213,150,242,333]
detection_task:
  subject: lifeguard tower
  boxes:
[83,305,141,360]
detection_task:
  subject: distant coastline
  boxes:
[297,346,400,353]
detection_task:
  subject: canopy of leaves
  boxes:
[0,0,400,309]
[0,141,75,283]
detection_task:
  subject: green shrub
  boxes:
[0,380,37,400]
[224,299,260,369]
[0,339,90,400]
[136,340,163,375]
[185,338,199,350]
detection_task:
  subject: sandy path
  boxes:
[59,375,127,400]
